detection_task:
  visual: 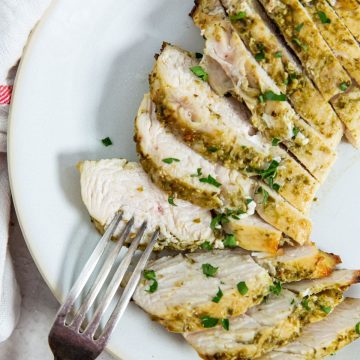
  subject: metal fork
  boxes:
[48,212,159,360]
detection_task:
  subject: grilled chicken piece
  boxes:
[133,250,273,332]
[301,0,360,85]
[184,270,359,359]
[218,0,343,149]
[258,0,351,101]
[192,0,336,183]
[78,159,216,250]
[135,94,311,250]
[326,0,360,42]
[253,244,341,282]
[260,297,360,359]
[332,86,360,148]
[150,43,319,213]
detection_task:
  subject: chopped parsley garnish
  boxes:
[248,160,281,191]
[317,11,331,24]
[199,174,222,188]
[190,65,208,81]
[212,287,224,303]
[295,23,304,32]
[191,168,203,177]
[259,90,286,102]
[271,182,280,192]
[292,37,308,51]
[269,280,282,295]
[237,281,249,295]
[255,43,265,61]
[101,137,113,146]
[202,263,219,277]
[221,318,230,331]
[274,51,282,58]
[292,127,300,139]
[229,11,246,21]
[284,73,298,85]
[291,298,295,305]
[301,298,311,311]
[207,146,218,153]
[246,198,253,205]
[356,322,360,334]
[201,316,219,328]
[339,82,349,92]
[272,138,281,146]
[168,196,177,206]
[320,305,332,314]
[195,52,203,59]
[223,234,237,248]
[201,241,213,250]
[162,157,180,164]
[144,269,158,293]
[255,186,269,205]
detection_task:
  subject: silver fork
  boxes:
[48,212,159,360]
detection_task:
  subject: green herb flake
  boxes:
[191,168,203,177]
[212,287,224,303]
[292,127,300,139]
[260,90,286,102]
[221,318,230,331]
[207,146,218,153]
[202,263,219,277]
[255,186,269,206]
[144,270,158,293]
[199,174,222,188]
[168,196,177,206]
[237,281,249,295]
[292,37,308,51]
[274,51,282,58]
[195,52,203,59]
[320,305,332,314]
[229,11,246,21]
[201,316,219,328]
[317,11,331,24]
[355,322,360,334]
[190,65,208,81]
[295,23,304,32]
[246,198,253,205]
[272,183,280,192]
[272,138,281,146]
[201,241,213,250]
[162,157,180,164]
[291,298,295,305]
[301,298,311,311]
[269,280,282,295]
[101,137,113,146]
[223,234,237,248]
[255,44,265,61]
[339,82,349,92]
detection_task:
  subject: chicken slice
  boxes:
[218,0,344,149]
[133,250,273,332]
[258,0,351,101]
[150,43,319,213]
[78,159,216,250]
[135,93,311,250]
[192,0,337,183]
[326,0,360,42]
[184,270,359,359]
[260,297,360,359]
[301,0,360,85]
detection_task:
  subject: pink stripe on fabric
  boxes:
[0,86,13,105]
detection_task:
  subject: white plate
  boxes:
[8,0,360,358]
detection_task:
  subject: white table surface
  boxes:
[0,208,116,360]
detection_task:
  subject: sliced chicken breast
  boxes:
[326,0,360,42]
[218,0,344,149]
[133,250,273,332]
[184,270,359,359]
[260,297,360,359]
[192,0,337,183]
[135,94,311,250]
[150,43,320,213]
[78,159,216,250]
[301,0,360,85]
[258,0,351,101]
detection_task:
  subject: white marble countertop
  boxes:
[0,210,116,360]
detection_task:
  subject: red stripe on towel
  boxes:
[0,85,13,105]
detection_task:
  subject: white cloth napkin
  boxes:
[0,0,51,342]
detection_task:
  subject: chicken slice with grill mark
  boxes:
[183,270,360,359]
[150,43,319,213]
[133,250,273,332]
[78,159,216,251]
[258,0,351,101]
[135,94,312,250]
[260,297,360,359]
[192,0,337,183]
